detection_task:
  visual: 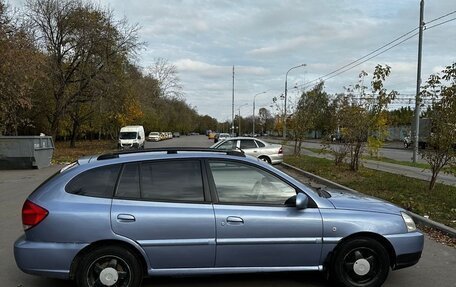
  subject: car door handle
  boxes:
[117,214,136,222]
[226,216,244,224]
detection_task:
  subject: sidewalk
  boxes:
[271,139,456,187]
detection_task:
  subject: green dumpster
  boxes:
[0,136,54,169]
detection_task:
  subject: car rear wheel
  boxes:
[76,245,143,287]
[332,237,390,287]
[259,156,271,164]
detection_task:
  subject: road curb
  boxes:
[281,162,456,238]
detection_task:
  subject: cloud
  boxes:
[7,0,456,121]
[174,59,270,78]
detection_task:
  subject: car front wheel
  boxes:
[76,245,143,287]
[332,237,390,287]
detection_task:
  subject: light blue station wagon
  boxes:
[15,148,423,287]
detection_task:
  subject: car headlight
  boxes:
[401,212,416,232]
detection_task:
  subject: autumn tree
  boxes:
[0,1,42,135]
[329,65,396,171]
[419,63,456,191]
[26,0,140,140]
[258,107,274,134]
[290,82,330,155]
[387,107,414,126]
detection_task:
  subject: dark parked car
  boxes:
[15,148,423,287]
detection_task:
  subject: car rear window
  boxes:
[255,140,265,147]
[66,165,121,198]
[240,139,257,149]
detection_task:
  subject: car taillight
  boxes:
[22,200,48,231]
[278,147,283,154]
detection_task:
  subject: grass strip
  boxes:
[53,140,116,163]
[285,155,456,229]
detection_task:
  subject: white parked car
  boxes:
[211,137,283,164]
[218,133,230,141]
[147,132,161,142]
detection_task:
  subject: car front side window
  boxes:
[209,161,296,205]
[217,140,236,150]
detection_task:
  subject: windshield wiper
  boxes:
[315,187,331,198]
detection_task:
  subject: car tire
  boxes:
[76,245,143,287]
[331,237,390,287]
[259,156,271,164]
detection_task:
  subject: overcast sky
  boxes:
[10,0,456,121]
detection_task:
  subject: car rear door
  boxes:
[207,160,323,268]
[239,139,259,157]
[111,159,216,269]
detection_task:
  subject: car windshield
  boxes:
[120,132,137,139]
[149,132,159,136]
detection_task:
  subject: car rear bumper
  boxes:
[384,231,424,270]
[14,234,87,279]
[270,154,283,164]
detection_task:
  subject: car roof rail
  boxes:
[97,147,245,160]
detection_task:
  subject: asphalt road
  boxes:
[270,139,428,164]
[1,135,455,287]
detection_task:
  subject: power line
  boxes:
[320,32,419,83]
[426,16,456,30]
[425,10,456,24]
[306,27,419,84]
[296,10,456,90]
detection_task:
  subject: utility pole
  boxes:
[283,64,306,139]
[413,0,424,163]
[231,66,235,136]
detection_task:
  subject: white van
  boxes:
[118,125,145,149]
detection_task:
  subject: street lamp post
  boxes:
[283,63,306,139]
[237,103,248,136]
[253,91,267,136]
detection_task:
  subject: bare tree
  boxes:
[147,57,183,99]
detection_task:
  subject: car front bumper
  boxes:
[384,231,424,270]
[14,234,87,279]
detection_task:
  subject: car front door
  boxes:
[111,159,215,269]
[207,160,323,268]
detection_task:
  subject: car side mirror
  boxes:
[138,135,141,140]
[295,193,308,210]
